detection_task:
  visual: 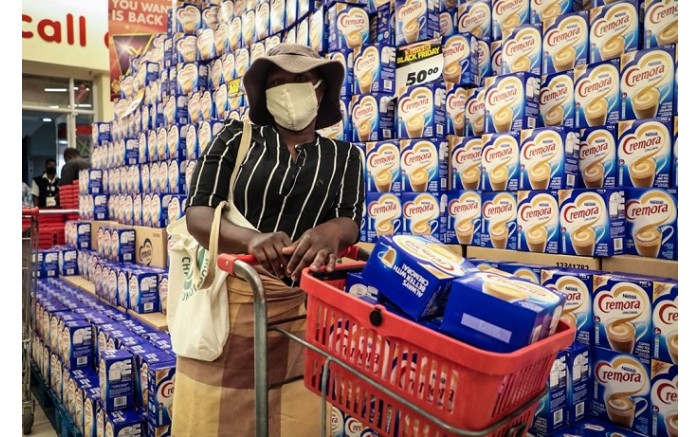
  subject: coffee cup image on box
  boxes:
[481,191,517,249]
[539,71,575,128]
[625,188,677,260]
[516,191,559,253]
[446,87,468,137]
[645,0,678,49]
[447,190,481,245]
[652,280,678,364]
[589,1,639,63]
[481,133,519,191]
[542,11,589,75]
[579,125,617,189]
[574,60,620,128]
[621,46,675,121]
[558,189,620,257]
[651,359,678,437]
[618,118,672,188]
[450,136,483,190]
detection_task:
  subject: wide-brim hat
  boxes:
[243,44,345,130]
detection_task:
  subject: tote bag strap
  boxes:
[228,121,253,206]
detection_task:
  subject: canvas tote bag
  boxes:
[166,121,254,361]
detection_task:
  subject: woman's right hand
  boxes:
[247,231,294,278]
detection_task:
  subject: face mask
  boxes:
[46,168,56,177]
[265,80,322,131]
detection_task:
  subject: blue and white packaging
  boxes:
[394,0,440,46]
[138,133,148,164]
[446,190,482,245]
[310,8,327,53]
[644,0,678,49]
[148,130,159,163]
[539,71,575,128]
[240,9,256,47]
[99,349,134,412]
[400,138,448,193]
[502,23,543,75]
[175,34,198,64]
[450,135,483,190]
[285,0,297,27]
[176,95,189,125]
[558,188,626,257]
[328,3,371,51]
[439,10,456,37]
[530,350,568,436]
[167,125,185,161]
[209,58,225,90]
[58,247,78,276]
[491,40,503,77]
[93,123,112,145]
[129,269,160,314]
[351,93,396,142]
[256,0,270,41]
[82,386,101,437]
[88,170,103,195]
[344,273,380,300]
[353,44,395,95]
[652,279,677,364]
[625,188,677,260]
[366,140,401,193]
[574,60,621,128]
[397,82,447,139]
[621,46,675,121]
[457,1,491,40]
[589,0,640,63]
[481,132,520,191]
[617,118,672,188]
[531,0,580,24]
[111,228,135,264]
[366,192,403,241]
[327,51,354,99]
[492,0,530,40]
[62,319,93,369]
[480,191,518,249]
[176,62,208,95]
[672,116,677,188]
[541,268,599,345]
[651,360,677,437]
[175,3,202,34]
[184,123,199,160]
[402,192,447,241]
[484,72,541,134]
[578,124,617,189]
[94,195,109,221]
[566,343,591,424]
[105,410,144,437]
[591,348,651,435]
[442,33,480,90]
[519,126,579,190]
[442,270,566,352]
[330,406,344,437]
[188,91,202,124]
[542,11,588,75]
[167,195,187,226]
[593,273,653,360]
[200,90,215,122]
[516,190,560,253]
[362,235,476,320]
[464,87,486,137]
[497,262,546,284]
[77,221,92,250]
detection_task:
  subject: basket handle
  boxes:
[217,245,361,275]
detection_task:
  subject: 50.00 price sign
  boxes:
[396,38,443,96]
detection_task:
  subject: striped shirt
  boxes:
[185,120,365,242]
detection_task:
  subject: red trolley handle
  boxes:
[217,245,361,275]
[22,208,40,217]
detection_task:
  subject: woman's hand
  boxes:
[247,232,293,278]
[282,222,343,281]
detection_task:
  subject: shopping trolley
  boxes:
[217,246,575,437]
[22,208,39,435]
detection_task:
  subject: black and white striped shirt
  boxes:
[185,120,365,241]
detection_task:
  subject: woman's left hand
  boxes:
[282,222,342,281]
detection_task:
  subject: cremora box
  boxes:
[484,72,540,134]
[651,279,677,364]
[502,23,543,76]
[574,59,621,129]
[366,192,403,241]
[539,71,575,128]
[352,93,396,142]
[445,87,468,137]
[353,44,395,95]
[481,132,520,191]
[110,228,136,263]
[492,0,530,40]
[129,269,160,314]
[531,0,581,24]
[58,247,78,277]
[104,410,144,437]
[176,62,208,95]
[394,0,440,46]
[558,188,626,257]
[625,188,677,260]
[442,33,480,90]
[651,360,678,437]
[402,192,447,241]
[345,272,380,300]
[83,386,101,437]
[366,140,401,193]
[480,191,518,250]
[439,10,456,37]
[399,138,448,193]
[593,273,653,360]
[441,270,566,352]
[491,40,503,77]
[134,226,169,269]
[566,343,591,425]
[476,38,492,86]
[589,0,640,63]
[327,50,355,99]
[530,350,568,436]
[644,0,678,49]
[591,347,651,435]
[327,2,371,51]
[519,126,579,190]
[620,46,675,121]
[542,11,589,75]
[465,87,486,137]
[673,116,677,188]
[516,190,560,254]
[541,268,600,345]
[457,0,491,40]
[617,118,672,188]
[578,124,617,189]
[496,261,546,284]
[62,319,93,370]
[446,190,482,245]
[175,2,202,34]
[449,135,483,190]
[361,235,477,321]
[310,8,327,53]
[99,349,134,412]
[397,82,447,139]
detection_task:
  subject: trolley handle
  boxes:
[217,245,362,275]
[21,208,40,217]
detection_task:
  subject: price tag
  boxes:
[228,78,243,96]
[395,38,444,96]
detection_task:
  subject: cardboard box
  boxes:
[134,226,169,269]
[601,255,677,280]
[620,46,675,120]
[650,360,678,437]
[542,11,589,75]
[466,246,602,270]
[502,23,543,76]
[573,60,620,129]
[589,0,640,63]
[90,221,120,251]
[457,0,491,39]
[539,71,575,128]
[644,0,678,49]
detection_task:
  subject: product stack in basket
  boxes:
[59,180,80,211]
[31,277,174,437]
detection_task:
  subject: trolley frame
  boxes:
[21,208,39,435]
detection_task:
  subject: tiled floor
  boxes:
[23,396,57,437]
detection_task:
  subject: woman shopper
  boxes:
[171,44,365,436]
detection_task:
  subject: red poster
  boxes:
[108,0,172,101]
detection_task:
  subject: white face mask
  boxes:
[265,80,322,131]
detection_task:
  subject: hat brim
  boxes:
[243,54,346,130]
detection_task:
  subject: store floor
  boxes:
[25,396,57,437]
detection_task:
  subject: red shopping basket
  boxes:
[300,264,575,437]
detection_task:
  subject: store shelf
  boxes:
[465,247,602,270]
[602,255,678,280]
[127,309,168,331]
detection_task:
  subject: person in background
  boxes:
[59,147,90,186]
[22,182,33,208]
[32,159,60,208]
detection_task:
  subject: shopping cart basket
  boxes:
[217,247,575,437]
[22,208,39,435]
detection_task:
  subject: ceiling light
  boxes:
[44,88,67,92]
[43,118,52,122]
[76,104,92,108]
[58,140,68,144]
[48,105,59,109]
